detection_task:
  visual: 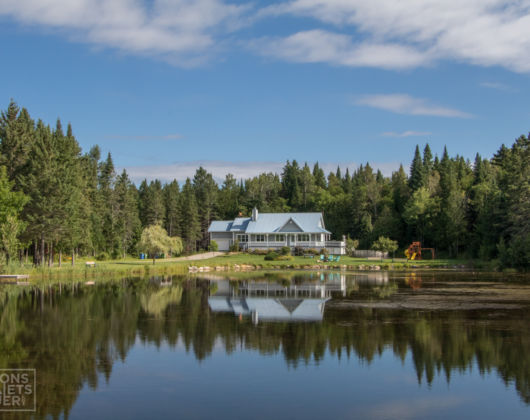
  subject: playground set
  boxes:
[404,242,435,260]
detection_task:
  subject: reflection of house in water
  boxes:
[208,274,347,324]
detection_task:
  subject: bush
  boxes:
[293,246,304,256]
[249,248,270,255]
[209,240,219,252]
[277,255,294,261]
[229,240,240,252]
[96,252,109,261]
[346,237,359,256]
[280,246,291,256]
[305,248,319,255]
[319,248,329,256]
[264,252,279,261]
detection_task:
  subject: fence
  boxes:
[352,250,389,259]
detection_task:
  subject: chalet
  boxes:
[208,208,345,254]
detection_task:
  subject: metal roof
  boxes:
[245,212,331,234]
[230,217,251,232]
[207,220,232,232]
[208,211,331,234]
[208,297,329,322]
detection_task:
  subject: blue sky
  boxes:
[1,0,529,182]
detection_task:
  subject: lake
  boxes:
[0,271,529,419]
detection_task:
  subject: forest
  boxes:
[0,100,528,269]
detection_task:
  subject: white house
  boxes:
[208,208,345,254]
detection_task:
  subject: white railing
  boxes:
[245,241,345,249]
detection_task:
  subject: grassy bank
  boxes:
[0,252,482,283]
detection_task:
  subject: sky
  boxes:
[1,0,529,183]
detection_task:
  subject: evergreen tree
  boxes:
[409,145,424,191]
[312,162,326,189]
[193,167,218,249]
[180,178,201,253]
[164,180,181,237]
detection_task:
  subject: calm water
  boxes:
[0,271,529,419]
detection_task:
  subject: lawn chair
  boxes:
[319,254,325,261]
[327,255,334,262]
[335,256,340,262]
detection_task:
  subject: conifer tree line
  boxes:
[0,101,528,269]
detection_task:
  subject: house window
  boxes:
[237,234,248,242]
[255,234,266,242]
[275,234,285,242]
[297,234,310,242]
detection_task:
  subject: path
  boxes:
[169,252,225,262]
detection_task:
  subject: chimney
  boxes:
[252,207,258,221]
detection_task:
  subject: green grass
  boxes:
[0,252,478,283]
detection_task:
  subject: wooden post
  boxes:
[41,237,45,267]
[48,242,53,267]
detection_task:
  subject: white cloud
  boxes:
[259,0,530,73]
[0,0,250,66]
[3,1,530,72]
[251,30,430,70]
[382,131,432,138]
[355,94,473,118]
[123,160,401,183]
[479,82,513,91]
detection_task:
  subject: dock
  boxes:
[0,274,30,285]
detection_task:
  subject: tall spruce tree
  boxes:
[409,145,424,191]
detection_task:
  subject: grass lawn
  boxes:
[0,252,474,283]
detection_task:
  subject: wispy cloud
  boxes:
[259,1,530,73]
[0,0,251,66]
[123,160,402,183]
[479,82,514,92]
[382,130,432,138]
[105,134,183,141]
[355,94,473,118]
[3,2,530,73]
[250,29,430,70]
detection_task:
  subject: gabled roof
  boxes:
[208,221,232,232]
[208,297,329,322]
[245,212,330,234]
[230,217,251,232]
[208,211,331,234]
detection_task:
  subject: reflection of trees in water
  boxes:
[0,277,528,419]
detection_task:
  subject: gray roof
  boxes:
[208,212,331,234]
[230,217,251,232]
[208,220,233,232]
[208,297,329,322]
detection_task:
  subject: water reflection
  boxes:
[0,272,528,419]
[208,273,350,323]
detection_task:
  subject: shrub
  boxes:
[96,252,109,261]
[305,248,319,255]
[319,248,329,256]
[229,240,240,252]
[264,252,279,261]
[346,237,359,256]
[293,246,304,256]
[280,246,291,256]
[277,255,293,261]
[209,240,219,252]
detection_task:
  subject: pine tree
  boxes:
[312,162,326,188]
[409,145,424,191]
[193,167,218,249]
[164,180,181,237]
[115,170,141,257]
[180,178,201,253]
